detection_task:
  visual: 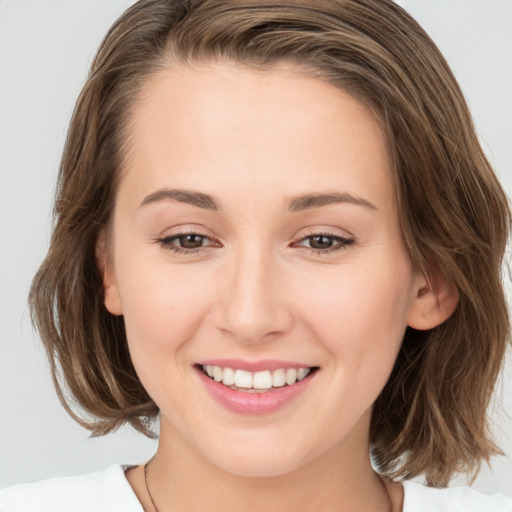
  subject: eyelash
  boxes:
[292,232,355,255]
[156,231,355,256]
[156,231,219,255]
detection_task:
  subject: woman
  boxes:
[1,0,510,510]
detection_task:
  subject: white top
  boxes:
[0,464,511,511]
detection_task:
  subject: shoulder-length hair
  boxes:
[29,0,510,487]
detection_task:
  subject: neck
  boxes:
[140,417,397,512]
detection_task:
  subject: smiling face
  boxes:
[100,62,435,477]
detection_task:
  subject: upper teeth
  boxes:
[203,365,311,389]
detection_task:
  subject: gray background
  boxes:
[1,0,511,494]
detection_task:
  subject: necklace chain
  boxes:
[143,460,393,512]
[144,460,160,512]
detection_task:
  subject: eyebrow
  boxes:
[139,188,377,212]
[140,189,219,210]
[288,192,377,211]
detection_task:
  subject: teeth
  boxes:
[297,368,309,381]
[222,367,235,386]
[202,365,313,390]
[213,366,223,382]
[234,369,253,388]
[253,371,272,390]
[285,368,297,385]
[272,368,286,387]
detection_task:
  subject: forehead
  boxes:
[121,62,394,212]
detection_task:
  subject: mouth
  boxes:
[195,364,319,393]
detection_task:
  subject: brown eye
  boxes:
[308,235,335,250]
[292,233,355,254]
[177,234,206,249]
[157,232,218,254]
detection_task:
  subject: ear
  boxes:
[95,231,123,316]
[407,268,459,330]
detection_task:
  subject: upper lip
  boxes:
[195,359,317,372]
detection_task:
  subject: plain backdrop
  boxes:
[1,0,511,495]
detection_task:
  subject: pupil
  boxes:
[310,235,333,249]
[179,234,203,248]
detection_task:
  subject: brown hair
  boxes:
[29,0,510,487]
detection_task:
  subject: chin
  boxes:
[215,456,302,478]
[203,438,317,479]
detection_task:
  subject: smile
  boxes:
[200,365,315,392]
[195,362,319,414]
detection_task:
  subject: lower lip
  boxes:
[195,367,316,415]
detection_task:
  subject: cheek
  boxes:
[294,259,414,436]
[299,256,414,368]
[114,256,216,370]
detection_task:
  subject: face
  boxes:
[101,63,432,477]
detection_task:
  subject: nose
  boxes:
[213,247,293,344]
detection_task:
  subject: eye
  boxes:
[307,235,338,250]
[174,233,208,249]
[293,233,355,254]
[157,232,220,254]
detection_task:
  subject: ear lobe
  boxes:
[407,270,459,331]
[95,231,123,316]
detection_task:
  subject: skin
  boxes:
[98,63,457,511]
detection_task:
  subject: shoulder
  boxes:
[0,465,143,512]
[403,480,512,512]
